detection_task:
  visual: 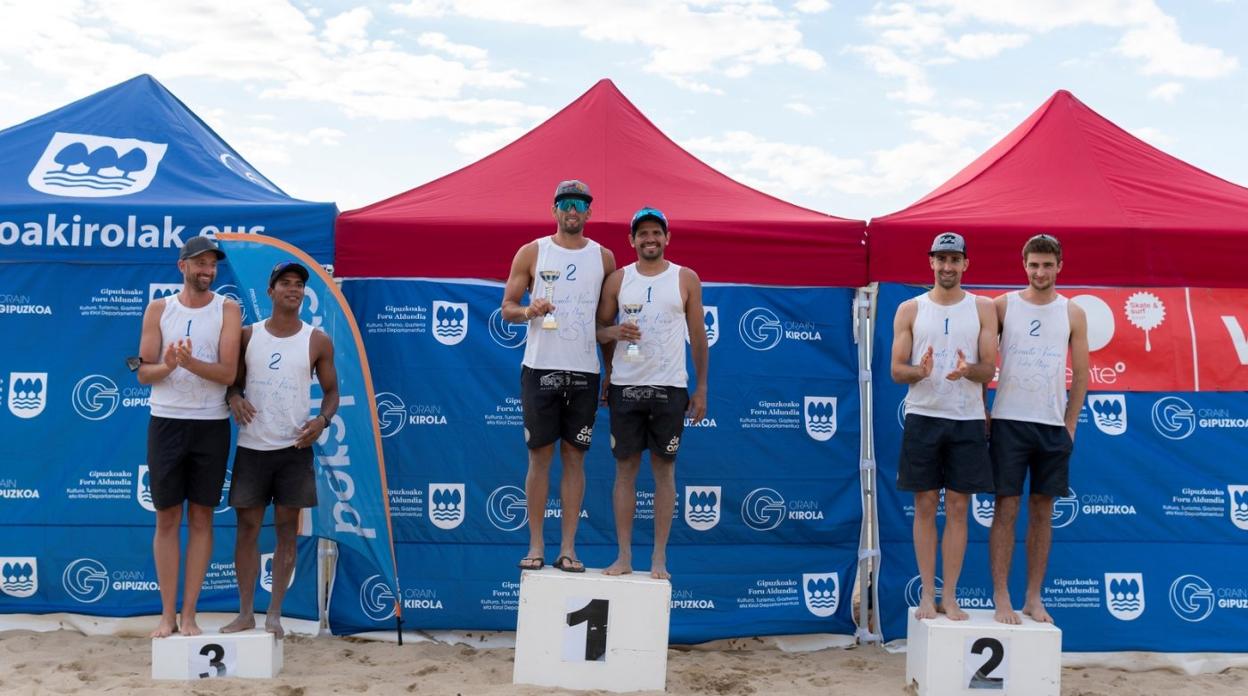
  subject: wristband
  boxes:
[319,413,331,427]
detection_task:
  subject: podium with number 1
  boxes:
[513,568,672,693]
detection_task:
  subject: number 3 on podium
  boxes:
[192,642,232,679]
[564,598,609,662]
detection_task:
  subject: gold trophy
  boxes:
[538,270,561,330]
[621,303,644,362]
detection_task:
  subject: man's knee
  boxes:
[993,495,1021,524]
[914,491,940,518]
[154,507,182,533]
[186,504,214,532]
[944,491,969,517]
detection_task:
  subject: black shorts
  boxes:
[229,445,318,508]
[146,416,231,510]
[989,419,1072,497]
[897,413,992,493]
[608,384,689,460]
[520,367,600,450]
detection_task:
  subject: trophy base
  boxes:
[542,317,558,330]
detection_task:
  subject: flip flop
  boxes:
[554,555,585,573]
[517,556,544,570]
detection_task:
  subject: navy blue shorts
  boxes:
[989,419,1072,497]
[897,413,992,493]
[608,384,688,460]
[520,367,600,450]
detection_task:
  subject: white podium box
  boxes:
[905,609,1061,696]
[151,629,283,680]
[513,568,671,693]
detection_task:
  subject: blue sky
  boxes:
[2,0,1244,219]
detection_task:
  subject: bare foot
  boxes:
[940,599,969,621]
[649,562,671,580]
[150,614,177,638]
[220,612,256,633]
[179,614,202,637]
[1023,599,1053,623]
[265,612,285,639]
[914,596,938,620]
[603,557,633,576]
[993,592,1021,624]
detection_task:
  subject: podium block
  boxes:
[905,609,1061,695]
[151,629,283,680]
[513,568,671,693]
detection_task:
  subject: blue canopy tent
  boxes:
[0,75,334,620]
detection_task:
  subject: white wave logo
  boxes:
[428,483,466,530]
[7,372,47,419]
[684,486,721,531]
[802,572,839,618]
[488,308,526,349]
[971,494,995,528]
[148,283,181,302]
[0,557,37,598]
[359,574,397,622]
[1105,572,1145,621]
[1168,574,1214,623]
[136,465,156,512]
[72,374,119,421]
[62,558,108,603]
[1088,394,1127,436]
[28,132,167,198]
[803,396,836,441]
[738,307,782,351]
[688,306,719,348]
[486,485,528,531]
[258,552,296,594]
[432,301,468,346]
[1228,485,1248,531]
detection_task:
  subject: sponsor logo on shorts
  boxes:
[28,132,167,198]
[62,558,109,603]
[905,574,943,607]
[741,487,786,531]
[621,386,663,402]
[148,283,181,301]
[428,483,466,530]
[803,396,836,441]
[1169,574,1215,622]
[1229,485,1248,531]
[7,372,47,419]
[375,391,406,438]
[488,307,526,349]
[72,374,119,421]
[1152,396,1196,440]
[971,493,995,527]
[215,470,232,515]
[738,307,783,351]
[664,434,680,454]
[359,574,397,622]
[802,572,839,618]
[684,486,721,531]
[259,552,297,594]
[431,301,468,346]
[0,557,37,598]
[1104,572,1145,621]
[136,465,156,512]
[486,485,528,531]
[1088,394,1127,435]
[575,425,592,446]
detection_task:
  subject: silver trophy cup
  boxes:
[538,270,561,330]
[621,303,644,362]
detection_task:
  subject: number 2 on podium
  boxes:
[565,598,609,662]
[966,636,1006,690]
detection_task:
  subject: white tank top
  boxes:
[237,321,315,450]
[150,292,229,420]
[905,292,985,421]
[611,263,687,387]
[992,292,1071,426]
[521,236,605,373]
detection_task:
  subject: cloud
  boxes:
[944,32,1029,59]
[1128,126,1174,148]
[390,0,452,17]
[844,44,934,104]
[794,0,832,12]
[417,32,489,63]
[1147,81,1184,102]
[785,102,816,116]
[323,7,373,52]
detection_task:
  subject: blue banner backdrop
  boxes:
[0,262,317,619]
[872,283,1248,651]
[328,278,862,642]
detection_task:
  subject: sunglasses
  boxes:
[555,198,589,213]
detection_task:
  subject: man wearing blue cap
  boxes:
[890,232,997,621]
[596,207,708,580]
[501,180,617,573]
[136,235,242,637]
[222,260,338,638]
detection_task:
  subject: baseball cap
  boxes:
[929,231,967,256]
[553,179,593,203]
[179,235,225,260]
[630,206,668,233]
[269,261,310,288]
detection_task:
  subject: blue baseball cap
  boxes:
[269,260,309,288]
[630,206,668,233]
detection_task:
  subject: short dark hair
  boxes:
[1023,234,1062,263]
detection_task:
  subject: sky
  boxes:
[1,0,1245,220]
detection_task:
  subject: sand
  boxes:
[1,627,1246,695]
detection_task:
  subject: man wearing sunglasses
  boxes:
[135,235,242,638]
[501,180,617,573]
[221,261,338,639]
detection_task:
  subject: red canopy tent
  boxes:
[336,79,866,286]
[868,90,1248,287]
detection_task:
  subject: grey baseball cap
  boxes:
[553,179,592,203]
[179,235,225,260]
[929,232,967,256]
